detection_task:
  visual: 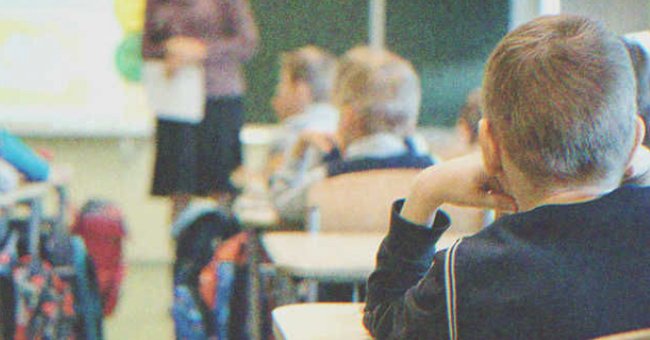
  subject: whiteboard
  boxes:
[0,0,152,137]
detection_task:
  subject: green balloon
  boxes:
[115,33,143,82]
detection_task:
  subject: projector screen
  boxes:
[0,0,152,137]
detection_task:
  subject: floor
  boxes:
[104,263,174,340]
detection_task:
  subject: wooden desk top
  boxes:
[262,231,467,282]
[272,303,371,340]
[262,231,383,282]
[233,194,280,229]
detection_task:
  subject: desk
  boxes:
[263,231,467,302]
[262,231,467,283]
[263,232,383,283]
[233,194,280,229]
[272,303,371,340]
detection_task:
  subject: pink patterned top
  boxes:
[142,0,258,97]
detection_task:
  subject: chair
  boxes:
[307,169,420,233]
[307,169,487,234]
[593,328,650,340]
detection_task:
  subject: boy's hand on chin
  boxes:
[291,131,337,159]
[401,153,517,226]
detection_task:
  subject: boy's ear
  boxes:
[635,115,647,149]
[624,115,647,177]
[295,80,313,104]
[479,118,503,177]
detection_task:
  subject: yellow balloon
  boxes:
[115,0,146,33]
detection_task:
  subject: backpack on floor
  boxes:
[171,201,241,339]
[0,231,18,339]
[198,231,275,340]
[171,285,207,340]
[71,199,126,317]
[13,256,76,340]
[44,229,104,340]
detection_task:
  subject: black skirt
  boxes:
[195,96,244,196]
[151,118,199,196]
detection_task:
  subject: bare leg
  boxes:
[171,193,191,222]
[211,191,235,211]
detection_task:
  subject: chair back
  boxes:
[308,168,491,234]
[307,169,420,233]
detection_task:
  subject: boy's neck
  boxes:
[502,164,621,212]
[533,184,618,209]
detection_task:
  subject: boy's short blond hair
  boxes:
[483,15,637,185]
[333,46,421,135]
[281,45,336,102]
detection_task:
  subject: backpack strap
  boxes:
[444,237,463,340]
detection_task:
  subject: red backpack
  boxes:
[71,200,126,316]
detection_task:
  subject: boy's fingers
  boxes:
[480,191,518,212]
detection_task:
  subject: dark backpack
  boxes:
[71,199,126,317]
[13,256,77,340]
[171,202,241,338]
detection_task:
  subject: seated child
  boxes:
[447,88,495,232]
[364,15,650,339]
[456,88,482,153]
[623,38,650,146]
[271,46,434,226]
[621,39,650,186]
[268,45,339,175]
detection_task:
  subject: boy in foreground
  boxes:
[364,15,650,339]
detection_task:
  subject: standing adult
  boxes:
[143,0,258,220]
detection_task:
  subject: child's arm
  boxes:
[363,153,515,338]
[400,153,516,225]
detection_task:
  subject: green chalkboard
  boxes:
[243,0,509,126]
[386,0,510,126]
[244,0,368,123]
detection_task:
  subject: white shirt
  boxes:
[271,132,431,225]
[270,102,339,159]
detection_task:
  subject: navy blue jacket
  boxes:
[325,138,433,177]
[364,186,650,339]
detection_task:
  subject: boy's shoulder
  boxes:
[450,184,650,272]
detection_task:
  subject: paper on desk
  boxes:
[142,61,205,123]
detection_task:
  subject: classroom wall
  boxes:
[511,0,650,34]
[23,137,172,262]
[562,0,650,34]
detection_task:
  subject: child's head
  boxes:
[623,38,650,146]
[333,46,421,146]
[481,15,641,190]
[457,88,482,146]
[272,45,336,121]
